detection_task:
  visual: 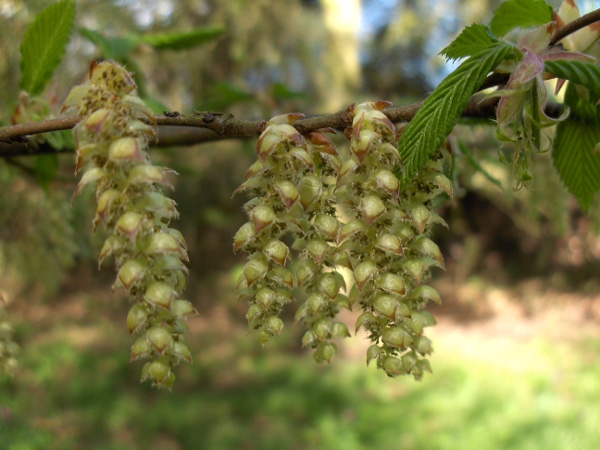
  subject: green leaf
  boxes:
[544,60,600,95]
[399,42,515,183]
[79,28,140,61]
[490,0,553,37]
[20,0,76,95]
[440,24,497,61]
[141,26,225,50]
[553,83,600,211]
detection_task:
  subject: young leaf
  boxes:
[20,0,76,95]
[141,26,225,50]
[544,60,600,95]
[440,24,497,61]
[490,0,553,38]
[399,42,515,183]
[553,84,600,211]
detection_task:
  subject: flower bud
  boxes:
[331,322,351,338]
[295,259,319,287]
[401,258,434,284]
[408,285,441,305]
[382,326,412,350]
[147,327,173,354]
[408,311,437,335]
[269,266,294,288]
[255,287,276,310]
[306,239,328,265]
[173,341,193,363]
[144,282,175,310]
[366,344,384,365]
[371,169,399,198]
[409,205,431,234]
[73,167,106,197]
[251,205,277,234]
[289,147,314,169]
[128,164,172,188]
[246,304,263,325]
[116,212,145,242]
[355,311,377,333]
[108,137,147,163]
[135,192,178,221]
[274,180,300,210]
[318,273,340,299]
[147,232,184,257]
[233,222,256,252]
[376,273,406,296]
[297,175,322,210]
[312,318,331,341]
[314,214,339,240]
[307,292,327,314]
[302,330,316,347]
[146,359,173,386]
[263,239,289,266]
[130,336,152,361]
[381,355,403,377]
[360,195,386,227]
[243,258,269,286]
[373,295,398,319]
[353,260,377,291]
[265,316,284,336]
[171,299,199,319]
[116,259,146,290]
[95,189,122,226]
[411,236,444,266]
[415,336,433,355]
[313,342,337,363]
[375,233,403,255]
[83,108,112,136]
[338,219,366,244]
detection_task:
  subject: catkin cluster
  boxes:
[63,61,197,389]
[235,102,450,379]
[234,114,349,361]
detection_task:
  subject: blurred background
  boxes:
[2,0,600,448]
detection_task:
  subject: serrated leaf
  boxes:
[399,42,515,183]
[141,26,225,50]
[490,0,553,37]
[20,0,76,95]
[80,28,140,61]
[553,84,600,211]
[544,60,600,95]
[440,24,497,61]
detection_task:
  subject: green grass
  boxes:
[2,318,600,450]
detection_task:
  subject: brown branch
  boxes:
[551,8,600,46]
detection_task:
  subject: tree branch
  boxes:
[0,97,569,158]
[551,8,600,46]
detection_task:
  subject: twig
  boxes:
[550,8,600,46]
